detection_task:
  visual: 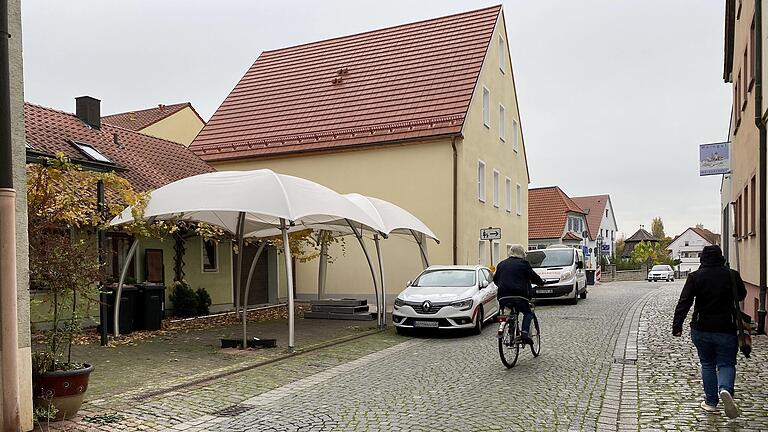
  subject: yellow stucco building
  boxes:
[191,6,530,303]
[102,102,205,146]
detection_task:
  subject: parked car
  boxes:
[647,265,674,282]
[526,245,587,304]
[392,265,499,335]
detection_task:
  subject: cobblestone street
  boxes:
[37,281,768,431]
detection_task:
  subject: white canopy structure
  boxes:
[110,170,386,352]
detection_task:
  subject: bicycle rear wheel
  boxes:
[529,315,541,357]
[498,316,520,368]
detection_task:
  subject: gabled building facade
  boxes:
[528,186,588,250]
[668,226,721,273]
[620,228,658,258]
[721,0,766,332]
[572,194,618,267]
[189,6,531,300]
[24,98,247,326]
[102,102,205,146]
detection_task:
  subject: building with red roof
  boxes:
[528,186,588,249]
[572,194,618,265]
[25,97,241,327]
[191,6,531,300]
[102,102,205,147]
[668,225,721,273]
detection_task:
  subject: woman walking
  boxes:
[672,245,746,418]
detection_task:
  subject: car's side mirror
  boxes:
[406,280,412,287]
[480,280,490,289]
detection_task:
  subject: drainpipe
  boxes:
[451,137,458,265]
[755,0,767,334]
[0,0,21,428]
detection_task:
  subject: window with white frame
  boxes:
[505,177,512,212]
[516,184,522,215]
[477,160,486,202]
[499,36,506,73]
[478,241,487,266]
[482,87,490,128]
[492,241,500,265]
[499,105,506,142]
[492,170,500,207]
[512,119,519,152]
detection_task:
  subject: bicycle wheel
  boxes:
[498,315,520,368]
[529,315,541,357]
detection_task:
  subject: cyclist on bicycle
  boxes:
[493,244,544,344]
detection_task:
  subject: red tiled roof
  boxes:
[102,102,200,131]
[528,186,586,240]
[25,102,213,191]
[562,232,582,241]
[670,227,720,246]
[190,5,502,161]
[572,195,610,240]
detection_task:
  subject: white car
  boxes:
[648,265,675,282]
[392,265,499,334]
[526,245,588,304]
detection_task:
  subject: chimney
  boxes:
[75,96,101,129]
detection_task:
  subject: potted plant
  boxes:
[27,154,149,421]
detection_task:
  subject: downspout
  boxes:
[451,137,458,265]
[0,0,21,427]
[755,0,767,334]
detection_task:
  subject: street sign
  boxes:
[480,227,501,240]
[601,244,610,252]
[583,246,590,257]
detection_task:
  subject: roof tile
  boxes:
[528,186,586,240]
[102,102,195,131]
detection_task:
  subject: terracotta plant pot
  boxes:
[33,364,94,421]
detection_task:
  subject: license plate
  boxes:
[538,289,553,294]
[413,320,439,328]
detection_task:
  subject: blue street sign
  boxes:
[583,246,590,257]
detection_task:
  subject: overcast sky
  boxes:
[21,0,729,239]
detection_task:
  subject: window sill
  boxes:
[749,231,756,237]
[483,123,490,129]
[493,204,500,209]
[478,198,486,204]
[500,137,505,143]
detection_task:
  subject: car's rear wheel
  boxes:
[529,316,541,357]
[498,318,520,368]
[473,307,484,335]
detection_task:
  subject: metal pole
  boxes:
[113,238,139,337]
[280,219,296,352]
[317,230,328,300]
[242,240,266,348]
[347,220,381,327]
[410,230,430,268]
[374,234,386,329]
[234,212,245,348]
[0,0,20,427]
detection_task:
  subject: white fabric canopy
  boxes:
[110,169,387,351]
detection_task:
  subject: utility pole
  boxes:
[0,0,21,428]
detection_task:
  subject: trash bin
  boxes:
[100,285,138,335]
[135,283,166,331]
[585,270,596,286]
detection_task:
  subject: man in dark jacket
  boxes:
[672,245,746,418]
[494,244,544,343]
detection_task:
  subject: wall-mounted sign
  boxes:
[699,142,730,176]
[601,244,611,252]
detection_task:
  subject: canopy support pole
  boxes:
[234,212,245,348]
[280,218,296,353]
[347,219,382,328]
[374,234,386,328]
[318,230,328,300]
[411,229,430,268]
[242,240,266,348]
[114,238,139,337]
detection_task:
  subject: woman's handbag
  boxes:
[729,270,752,358]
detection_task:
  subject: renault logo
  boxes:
[422,300,432,312]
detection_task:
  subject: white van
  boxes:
[525,245,588,304]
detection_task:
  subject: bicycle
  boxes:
[496,295,541,368]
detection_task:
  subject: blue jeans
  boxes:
[501,298,533,336]
[691,329,738,406]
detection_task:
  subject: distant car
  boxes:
[648,265,674,282]
[526,245,588,304]
[392,265,499,335]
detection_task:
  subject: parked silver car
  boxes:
[647,265,674,282]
